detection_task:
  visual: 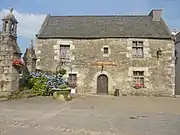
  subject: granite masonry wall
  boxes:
[175,32,180,95]
[0,34,21,99]
[35,38,175,96]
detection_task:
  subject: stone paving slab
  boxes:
[0,96,180,135]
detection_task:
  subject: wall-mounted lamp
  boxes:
[157,48,162,60]
[101,65,104,72]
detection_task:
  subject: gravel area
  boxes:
[0,95,180,135]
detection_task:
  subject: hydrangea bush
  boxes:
[28,70,69,96]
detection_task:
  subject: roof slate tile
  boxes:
[37,15,172,39]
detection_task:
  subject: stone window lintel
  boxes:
[128,67,149,77]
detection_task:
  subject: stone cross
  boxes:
[9,8,14,13]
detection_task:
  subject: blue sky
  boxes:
[0,0,180,53]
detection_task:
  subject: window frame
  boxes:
[133,71,145,88]
[132,41,144,58]
[103,47,109,54]
[59,44,70,59]
[68,73,77,87]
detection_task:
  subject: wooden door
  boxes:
[69,74,77,87]
[97,74,108,94]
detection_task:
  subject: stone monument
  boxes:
[0,8,22,100]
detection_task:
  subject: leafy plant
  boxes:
[57,69,67,76]
[59,84,69,89]
[28,71,69,96]
[29,76,48,96]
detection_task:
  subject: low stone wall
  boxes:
[53,88,72,101]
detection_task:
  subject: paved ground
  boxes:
[0,95,180,135]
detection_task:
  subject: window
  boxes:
[60,45,70,59]
[133,71,144,88]
[132,41,144,58]
[68,74,77,87]
[103,47,109,54]
[4,21,8,32]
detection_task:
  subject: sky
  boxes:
[0,0,180,53]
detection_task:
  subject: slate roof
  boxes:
[37,14,172,39]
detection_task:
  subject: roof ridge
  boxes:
[50,15,149,17]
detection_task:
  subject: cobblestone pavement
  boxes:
[0,95,180,135]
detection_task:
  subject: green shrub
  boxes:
[29,76,49,96]
[59,84,69,89]
[57,69,67,76]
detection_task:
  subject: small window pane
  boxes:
[133,71,144,88]
[132,41,137,47]
[137,48,143,57]
[138,41,143,47]
[104,47,108,54]
[133,71,144,76]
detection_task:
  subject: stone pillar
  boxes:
[0,8,21,100]
[8,21,12,34]
[2,21,6,32]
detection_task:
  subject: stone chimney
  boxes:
[149,9,162,21]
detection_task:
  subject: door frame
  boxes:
[97,74,108,94]
[92,71,112,94]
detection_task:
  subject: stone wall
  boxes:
[0,34,21,99]
[175,33,180,95]
[23,40,37,73]
[0,9,22,100]
[36,38,175,96]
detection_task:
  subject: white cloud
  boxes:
[0,9,46,39]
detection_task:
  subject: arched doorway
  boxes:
[97,74,108,94]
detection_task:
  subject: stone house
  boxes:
[35,9,175,96]
[0,8,22,99]
[175,32,180,95]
